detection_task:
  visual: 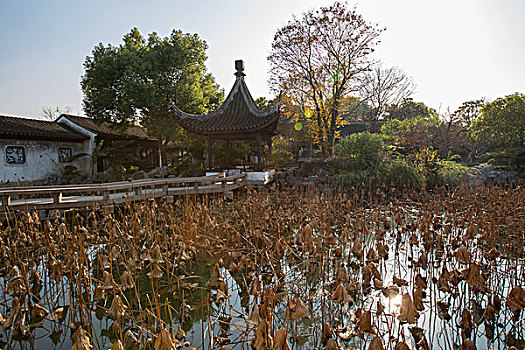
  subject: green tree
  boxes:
[334,132,386,165]
[452,98,485,162]
[339,95,370,121]
[268,2,383,154]
[453,99,485,128]
[386,98,436,121]
[381,114,443,153]
[81,28,223,165]
[254,97,274,111]
[472,93,525,149]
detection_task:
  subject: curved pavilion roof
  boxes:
[172,62,280,141]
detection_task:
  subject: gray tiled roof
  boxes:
[173,77,280,136]
[0,115,88,141]
[59,115,155,141]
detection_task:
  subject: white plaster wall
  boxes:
[56,116,98,172]
[0,139,91,183]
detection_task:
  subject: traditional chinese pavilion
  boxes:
[172,60,280,169]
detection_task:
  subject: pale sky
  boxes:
[0,0,523,119]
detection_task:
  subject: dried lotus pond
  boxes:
[0,184,524,349]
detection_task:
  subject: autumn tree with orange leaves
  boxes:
[268,2,383,154]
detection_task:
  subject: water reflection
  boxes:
[1,187,525,349]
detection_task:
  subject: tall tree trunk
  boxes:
[328,99,339,155]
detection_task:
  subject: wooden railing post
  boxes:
[1,195,10,207]
[53,192,63,204]
[194,181,199,193]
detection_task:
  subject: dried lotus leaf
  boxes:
[100,270,115,291]
[356,310,376,335]
[273,328,290,350]
[325,338,338,350]
[124,329,140,350]
[394,342,410,350]
[71,327,92,350]
[369,336,385,350]
[336,263,348,283]
[459,309,472,339]
[154,328,178,350]
[253,319,273,350]
[351,238,363,258]
[322,322,333,345]
[382,285,399,299]
[291,298,310,320]
[107,295,127,320]
[465,263,490,293]
[120,271,134,289]
[455,245,470,265]
[413,287,425,311]
[332,283,352,304]
[398,293,419,324]
[246,304,261,325]
[506,286,525,312]
[111,340,124,350]
[393,276,408,287]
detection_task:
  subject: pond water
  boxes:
[0,186,524,349]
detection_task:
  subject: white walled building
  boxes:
[0,114,159,185]
[0,115,90,184]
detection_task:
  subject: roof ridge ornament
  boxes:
[234,60,246,77]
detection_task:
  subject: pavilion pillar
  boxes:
[207,135,213,170]
[256,134,263,168]
[226,140,230,169]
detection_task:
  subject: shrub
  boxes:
[386,159,425,190]
[412,148,470,187]
[179,167,206,177]
[60,164,84,184]
[484,147,525,171]
[336,170,370,188]
[334,132,386,165]
[336,159,424,191]
[271,149,294,167]
[429,160,470,187]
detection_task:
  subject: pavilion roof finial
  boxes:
[234,60,245,77]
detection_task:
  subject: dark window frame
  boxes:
[5,145,26,165]
[58,147,73,162]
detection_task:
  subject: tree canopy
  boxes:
[268,2,383,154]
[386,98,436,121]
[81,28,223,164]
[452,98,485,128]
[472,93,525,150]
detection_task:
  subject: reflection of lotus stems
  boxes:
[2,184,525,348]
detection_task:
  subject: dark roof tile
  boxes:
[59,115,155,141]
[0,115,88,141]
[173,77,280,136]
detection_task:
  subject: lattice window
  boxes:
[6,146,26,164]
[58,147,72,162]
